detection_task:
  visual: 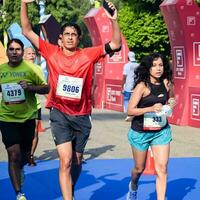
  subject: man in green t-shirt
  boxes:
[0,38,49,200]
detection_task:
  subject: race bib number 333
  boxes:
[56,75,83,100]
[143,112,167,130]
[1,83,25,104]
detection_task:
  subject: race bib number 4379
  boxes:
[56,75,83,100]
[1,83,25,105]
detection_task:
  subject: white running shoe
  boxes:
[126,181,137,200]
[16,192,27,200]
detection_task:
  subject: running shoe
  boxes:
[28,155,37,166]
[16,192,27,200]
[126,181,137,200]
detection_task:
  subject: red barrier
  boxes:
[160,0,200,128]
[84,8,129,112]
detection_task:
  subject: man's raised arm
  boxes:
[104,1,121,52]
[21,1,39,49]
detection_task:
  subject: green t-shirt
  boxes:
[0,60,46,122]
[32,63,44,110]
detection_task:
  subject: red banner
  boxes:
[160,0,200,127]
[84,8,129,112]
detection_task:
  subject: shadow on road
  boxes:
[84,145,115,160]
[36,149,58,160]
[36,145,115,161]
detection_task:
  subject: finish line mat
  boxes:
[0,158,199,200]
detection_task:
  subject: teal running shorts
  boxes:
[128,125,172,151]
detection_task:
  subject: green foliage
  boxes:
[118,3,170,61]
[0,0,39,42]
[123,0,164,13]
[0,0,170,59]
[196,0,200,5]
[0,0,92,46]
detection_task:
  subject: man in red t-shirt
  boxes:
[21,1,121,199]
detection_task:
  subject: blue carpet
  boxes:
[0,158,199,200]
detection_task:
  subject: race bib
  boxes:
[56,75,83,100]
[1,83,25,105]
[143,112,167,130]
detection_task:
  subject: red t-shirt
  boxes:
[39,38,104,115]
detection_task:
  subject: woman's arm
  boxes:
[164,79,176,109]
[127,82,162,116]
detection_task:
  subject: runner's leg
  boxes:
[57,142,73,200]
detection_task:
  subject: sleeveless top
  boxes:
[131,81,169,132]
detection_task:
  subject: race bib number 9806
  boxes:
[143,112,167,130]
[1,83,25,104]
[56,75,83,100]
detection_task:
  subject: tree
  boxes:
[118,0,170,60]
[0,0,39,43]
[0,0,170,60]
[0,0,92,46]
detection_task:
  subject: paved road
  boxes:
[0,96,200,161]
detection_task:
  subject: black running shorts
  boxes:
[50,108,91,153]
[0,119,36,150]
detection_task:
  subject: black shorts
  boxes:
[0,119,36,150]
[50,108,92,153]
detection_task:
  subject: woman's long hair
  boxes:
[134,53,173,88]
